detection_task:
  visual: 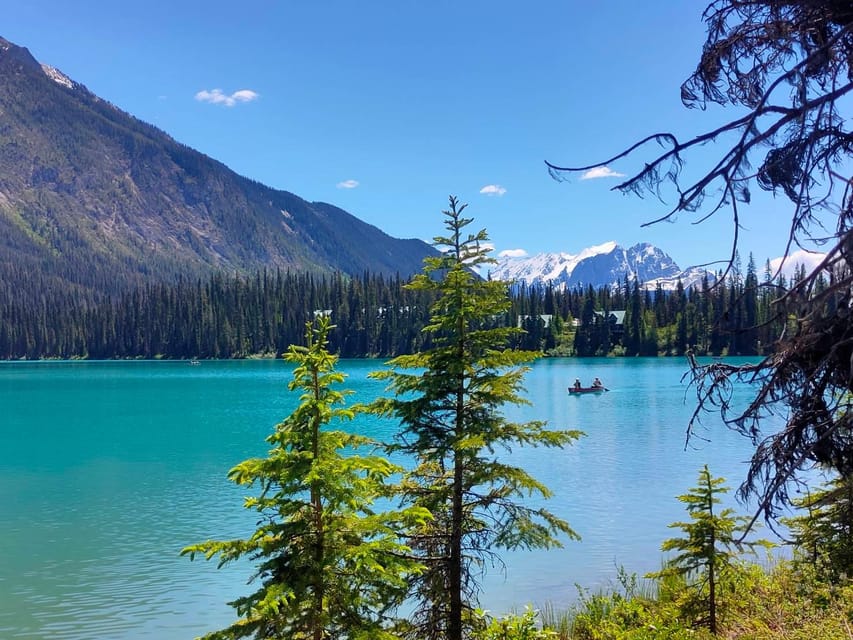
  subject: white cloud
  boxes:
[499,248,528,258]
[580,166,626,180]
[336,179,360,189]
[195,88,259,107]
[231,89,258,102]
[479,184,507,196]
[768,249,827,279]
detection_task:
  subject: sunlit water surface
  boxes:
[0,357,775,639]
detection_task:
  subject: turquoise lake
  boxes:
[0,357,775,639]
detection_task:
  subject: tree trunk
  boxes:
[448,452,464,640]
[709,551,716,635]
[311,371,325,640]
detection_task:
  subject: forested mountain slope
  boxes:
[0,36,432,304]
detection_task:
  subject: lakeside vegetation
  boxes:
[517,558,853,639]
[179,201,853,639]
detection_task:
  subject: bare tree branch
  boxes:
[550,1,853,525]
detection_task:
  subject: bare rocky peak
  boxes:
[0,36,42,73]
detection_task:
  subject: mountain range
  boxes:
[491,241,712,290]
[0,36,433,302]
[0,34,721,308]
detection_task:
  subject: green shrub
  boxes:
[472,607,556,640]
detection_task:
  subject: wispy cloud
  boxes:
[195,88,259,107]
[499,248,528,259]
[580,166,625,180]
[336,179,360,189]
[479,184,507,197]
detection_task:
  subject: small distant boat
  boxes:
[189,359,200,366]
[568,386,607,394]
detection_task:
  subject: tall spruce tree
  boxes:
[182,317,428,640]
[370,197,581,640]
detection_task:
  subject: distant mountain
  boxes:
[0,36,434,302]
[491,242,711,290]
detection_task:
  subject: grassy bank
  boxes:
[482,560,853,640]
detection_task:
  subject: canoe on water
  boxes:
[568,386,607,394]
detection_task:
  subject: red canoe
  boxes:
[568,386,607,394]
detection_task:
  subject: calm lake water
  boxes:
[0,357,774,639]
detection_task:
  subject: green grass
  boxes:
[498,560,853,640]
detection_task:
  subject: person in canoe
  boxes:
[592,377,603,389]
[572,378,582,391]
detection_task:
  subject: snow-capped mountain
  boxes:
[491,242,711,291]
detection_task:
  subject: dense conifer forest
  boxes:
[1,254,819,360]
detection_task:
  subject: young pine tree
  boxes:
[182,317,428,640]
[370,197,581,640]
[648,465,771,635]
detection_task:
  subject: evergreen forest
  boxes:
[0,254,818,361]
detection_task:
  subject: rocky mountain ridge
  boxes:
[0,36,434,303]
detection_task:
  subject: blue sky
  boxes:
[5,1,820,271]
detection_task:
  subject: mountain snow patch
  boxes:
[491,241,712,291]
[41,64,74,89]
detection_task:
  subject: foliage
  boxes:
[548,0,853,526]
[181,317,428,639]
[3,257,794,360]
[647,466,772,634]
[568,568,700,640]
[784,472,853,583]
[370,197,581,640]
[558,559,853,640]
[472,607,556,640]
[0,269,437,360]
[570,591,701,640]
[706,560,853,640]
